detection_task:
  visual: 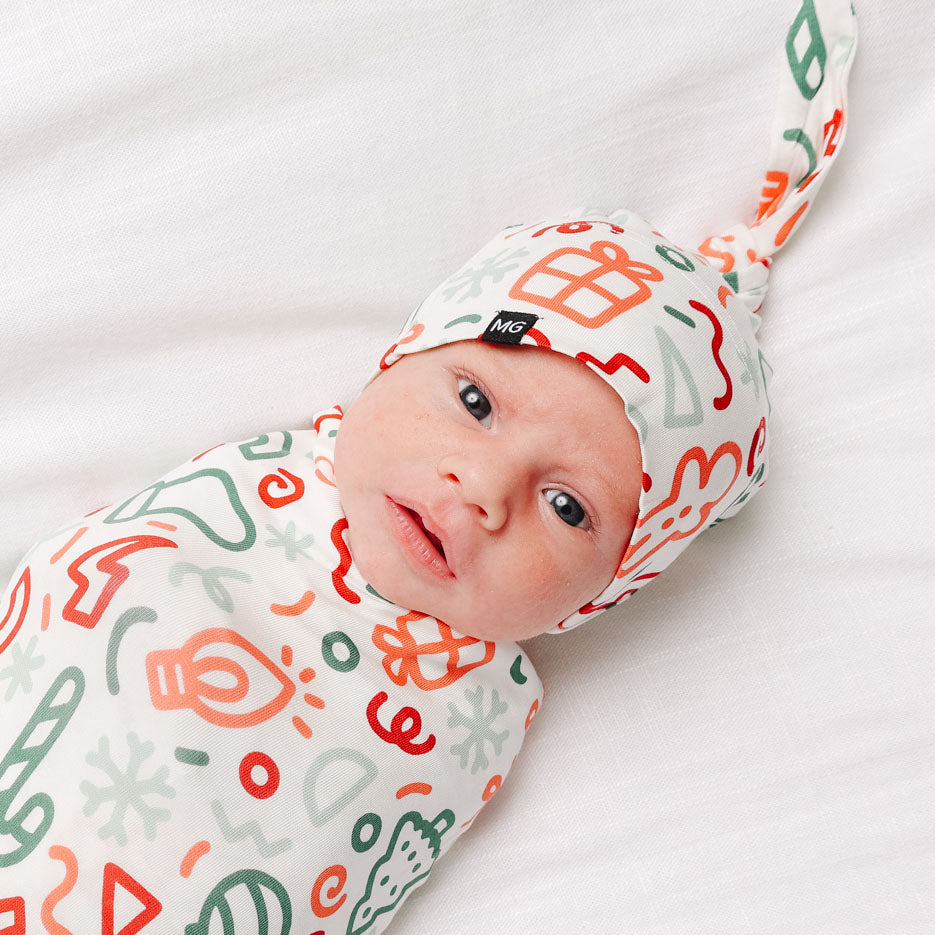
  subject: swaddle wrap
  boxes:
[0,416,542,933]
[376,0,858,633]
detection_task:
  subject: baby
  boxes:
[0,1,856,932]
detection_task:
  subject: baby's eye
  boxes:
[458,378,492,427]
[544,489,589,529]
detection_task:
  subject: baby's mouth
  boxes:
[405,507,446,559]
[385,496,455,579]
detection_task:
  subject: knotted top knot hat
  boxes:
[374,0,858,633]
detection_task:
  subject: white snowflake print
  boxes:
[447,685,509,774]
[80,732,175,845]
[441,247,529,303]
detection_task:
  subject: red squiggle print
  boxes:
[270,590,316,616]
[64,536,177,630]
[313,406,343,433]
[312,865,347,918]
[0,566,30,655]
[329,518,360,604]
[259,468,305,508]
[698,235,735,273]
[42,845,78,935]
[687,299,732,410]
[379,323,425,370]
[576,587,638,617]
[775,201,809,247]
[504,219,625,240]
[192,443,224,462]
[314,455,336,488]
[575,570,661,618]
[50,528,87,564]
[180,840,211,878]
[576,351,651,383]
[755,171,788,223]
[367,691,436,755]
[525,327,551,348]
[748,418,767,476]
[396,782,432,798]
[823,105,845,158]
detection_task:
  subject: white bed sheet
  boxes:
[2,1,933,931]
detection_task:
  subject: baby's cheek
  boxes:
[506,553,578,622]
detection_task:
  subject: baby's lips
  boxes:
[421,511,458,578]
[392,495,460,578]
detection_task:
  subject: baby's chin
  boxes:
[351,540,564,642]
[428,616,540,643]
[402,595,558,643]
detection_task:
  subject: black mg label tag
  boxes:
[481,311,539,345]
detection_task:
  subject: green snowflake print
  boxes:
[264,521,314,561]
[80,732,175,845]
[441,247,529,303]
[447,685,509,774]
[0,636,45,700]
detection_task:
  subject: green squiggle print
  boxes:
[782,128,817,187]
[105,468,256,552]
[106,606,158,695]
[238,433,293,460]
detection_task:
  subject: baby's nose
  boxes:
[437,452,515,532]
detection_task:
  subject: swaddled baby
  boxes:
[0,1,856,932]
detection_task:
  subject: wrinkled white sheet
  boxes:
[1,1,933,931]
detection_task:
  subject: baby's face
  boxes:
[333,340,642,641]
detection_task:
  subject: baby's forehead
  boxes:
[414,339,616,394]
[396,339,634,433]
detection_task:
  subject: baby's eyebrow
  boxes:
[587,470,621,516]
[549,452,615,509]
[473,366,516,418]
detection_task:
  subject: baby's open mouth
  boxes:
[405,507,446,559]
[385,497,454,579]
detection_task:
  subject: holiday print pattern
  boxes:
[0,414,542,934]
[378,0,857,633]
[700,0,857,315]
